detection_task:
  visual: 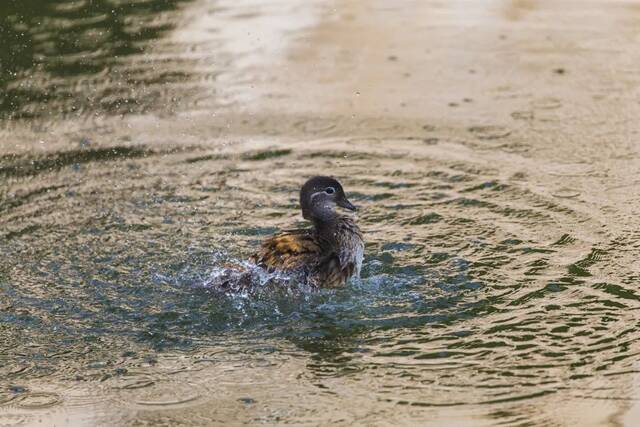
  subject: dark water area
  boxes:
[0,0,196,119]
[1,0,640,425]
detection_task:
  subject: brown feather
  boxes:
[250,216,363,288]
[251,229,323,272]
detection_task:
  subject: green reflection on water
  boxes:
[0,0,192,118]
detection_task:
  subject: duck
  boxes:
[250,176,365,288]
[210,176,364,292]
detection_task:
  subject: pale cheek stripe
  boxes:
[309,191,324,202]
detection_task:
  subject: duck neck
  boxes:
[310,204,339,225]
[312,212,353,247]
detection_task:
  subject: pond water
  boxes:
[1,0,640,425]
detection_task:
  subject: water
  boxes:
[1,0,640,425]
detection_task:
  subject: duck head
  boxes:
[300,176,356,222]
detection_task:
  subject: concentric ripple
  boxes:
[1,134,638,425]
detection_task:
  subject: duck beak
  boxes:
[338,198,357,211]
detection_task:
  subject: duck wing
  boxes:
[251,229,323,272]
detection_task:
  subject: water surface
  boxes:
[1,0,639,425]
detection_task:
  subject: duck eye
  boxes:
[325,187,336,195]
